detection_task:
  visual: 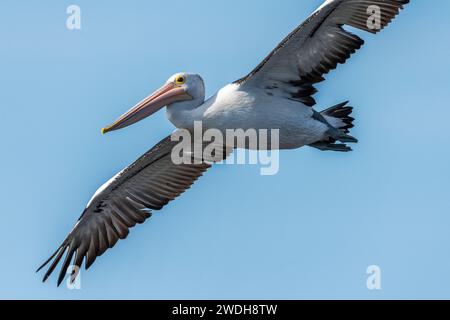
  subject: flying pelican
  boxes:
[38,0,409,285]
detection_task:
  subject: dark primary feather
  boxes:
[235,0,409,106]
[37,134,217,286]
[321,101,355,134]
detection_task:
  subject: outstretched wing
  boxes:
[37,134,220,286]
[235,0,409,106]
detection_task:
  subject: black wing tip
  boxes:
[57,277,64,287]
[37,244,68,285]
[36,245,62,275]
[56,246,77,287]
[36,264,46,274]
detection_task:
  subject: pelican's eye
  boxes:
[175,75,186,85]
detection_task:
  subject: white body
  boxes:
[167,83,336,150]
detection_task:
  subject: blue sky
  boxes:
[1,0,449,299]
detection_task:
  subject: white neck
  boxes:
[166,96,205,129]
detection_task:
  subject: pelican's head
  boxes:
[102,73,205,134]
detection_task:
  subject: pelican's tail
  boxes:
[310,101,356,152]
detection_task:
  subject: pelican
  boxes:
[38,0,409,285]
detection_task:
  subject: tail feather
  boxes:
[321,101,355,134]
[309,101,357,152]
[310,141,353,152]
